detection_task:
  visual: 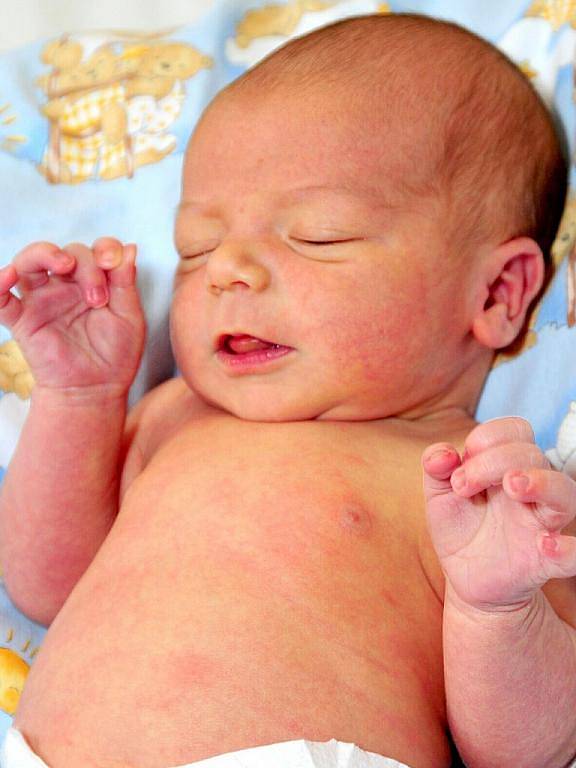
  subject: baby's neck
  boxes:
[372,406,475,445]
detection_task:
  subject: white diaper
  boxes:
[0,726,413,768]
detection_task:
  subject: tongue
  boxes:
[228,335,274,354]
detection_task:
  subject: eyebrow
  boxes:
[176,184,400,215]
[285,184,404,209]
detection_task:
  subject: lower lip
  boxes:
[216,345,294,373]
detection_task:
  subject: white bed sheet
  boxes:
[0,0,214,51]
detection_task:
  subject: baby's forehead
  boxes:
[205,15,520,156]
[187,81,446,214]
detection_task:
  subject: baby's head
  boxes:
[172,13,567,423]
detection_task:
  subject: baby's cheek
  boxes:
[170,281,208,356]
[323,295,422,381]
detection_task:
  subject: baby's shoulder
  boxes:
[131,374,212,436]
[121,377,209,484]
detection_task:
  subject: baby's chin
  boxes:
[195,385,386,423]
[199,390,324,422]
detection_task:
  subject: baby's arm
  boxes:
[423,418,576,768]
[0,239,145,626]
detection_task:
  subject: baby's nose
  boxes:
[205,242,270,295]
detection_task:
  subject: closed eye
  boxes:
[293,239,357,246]
[176,248,216,272]
[183,250,213,258]
[179,247,217,260]
[289,237,361,263]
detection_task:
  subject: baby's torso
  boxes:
[15,381,463,768]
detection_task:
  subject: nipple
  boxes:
[339,503,373,539]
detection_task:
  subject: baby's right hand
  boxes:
[0,238,146,399]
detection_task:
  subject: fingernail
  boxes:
[98,249,121,269]
[428,448,453,462]
[509,473,530,493]
[56,251,74,264]
[88,286,108,306]
[451,467,466,491]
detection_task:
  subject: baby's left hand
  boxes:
[423,417,576,612]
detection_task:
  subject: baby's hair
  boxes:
[225,13,568,268]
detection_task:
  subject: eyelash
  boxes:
[182,239,352,255]
[178,237,360,264]
[182,249,214,259]
[294,239,355,246]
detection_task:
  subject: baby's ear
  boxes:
[471,237,545,349]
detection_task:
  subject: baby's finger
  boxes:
[422,443,462,499]
[539,533,576,580]
[94,242,140,318]
[451,442,549,497]
[504,468,576,531]
[0,265,23,328]
[61,243,108,308]
[463,417,534,461]
[93,240,136,288]
[92,237,123,270]
[12,241,76,293]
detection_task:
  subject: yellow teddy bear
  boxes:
[98,42,212,181]
[37,38,211,183]
[235,0,337,48]
[0,341,34,400]
[37,42,136,183]
[126,43,212,100]
[36,38,84,93]
[234,1,391,49]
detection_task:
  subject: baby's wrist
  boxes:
[444,582,542,624]
[31,382,130,409]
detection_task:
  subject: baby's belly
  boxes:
[14,463,449,768]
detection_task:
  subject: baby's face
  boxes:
[172,89,471,421]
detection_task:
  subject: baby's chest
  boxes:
[116,424,429,605]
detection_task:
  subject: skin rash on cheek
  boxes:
[323,298,424,386]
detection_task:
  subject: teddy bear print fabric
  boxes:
[36,38,212,184]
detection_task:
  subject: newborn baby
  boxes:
[0,12,570,768]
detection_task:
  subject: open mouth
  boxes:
[217,334,284,354]
[215,334,294,369]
